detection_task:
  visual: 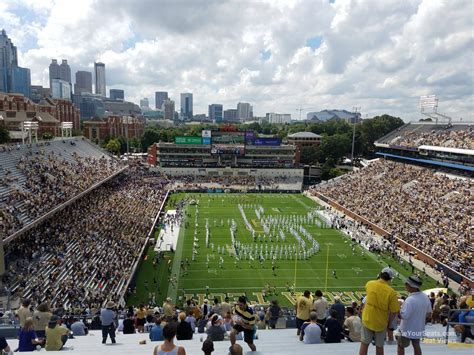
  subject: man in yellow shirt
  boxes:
[359,267,400,355]
[295,290,313,336]
[45,316,70,351]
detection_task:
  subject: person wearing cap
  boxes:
[100,301,117,344]
[45,315,70,351]
[230,296,257,352]
[397,275,432,355]
[202,299,210,319]
[202,338,214,355]
[359,267,400,355]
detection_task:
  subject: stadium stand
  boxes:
[375,123,473,149]
[312,159,473,281]
[0,138,122,238]
[3,166,167,309]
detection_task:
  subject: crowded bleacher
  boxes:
[313,159,473,278]
[376,123,474,149]
[3,165,167,310]
[0,139,122,237]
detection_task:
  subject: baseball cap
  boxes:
[381,267,395,279]
[405,275,422,289]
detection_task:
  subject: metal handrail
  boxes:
[444,308,474,344]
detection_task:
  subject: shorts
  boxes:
[233,324,254,344]
[136,318,146,326]
[396,335,420,348]
[361,325,386,347]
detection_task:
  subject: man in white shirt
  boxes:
[299,312,324,344]
[397,275,432,355]
[312,290,329,324]
[343,306,361,342]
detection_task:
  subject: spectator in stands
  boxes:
[312,290,329,325]
[123,312,136,334]
[211,298,221,315]
[163,298,175,321]
[230,296,257,352]
[397,275,432,355]
[0,337,11,355]
[220,297,231,318]
[136,304,147,333]
[100,301,117,344]
[149,317,164,342]
[202,299,210,319]
[201,339,214,355]
[432,291,444,324]
[343,306,361,342]
[229,343,243,355]
[299,311,324,344]
[223,313,233,332]
[33,302,52,338]
[330,296,345,326]
[440,299,451,325]
[70,318,88,336]
[207,314,226,341]
[153,323,186,355]
[45,315,70,351]
[295,290,313,336]
[16,299,33,329]
[176,312,193,340]
[324,309,343,343]
[266,300,282,329]
[18,317,44,352]
[459,307,474,343]
[185,310,196,333]
[359,267,400,355]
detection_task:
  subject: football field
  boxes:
[128,193,437,307]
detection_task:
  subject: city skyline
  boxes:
[0,0,472,121]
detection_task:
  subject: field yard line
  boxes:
[290,195,312,209]
[166,210,187,301]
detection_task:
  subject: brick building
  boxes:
[38,97,80,133]
[83,115,145,143]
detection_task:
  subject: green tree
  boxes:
[0,125,10,144]
[105,138,121,155]
[300,146,320,165]
[358,114,404,156]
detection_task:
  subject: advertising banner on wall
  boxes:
[252,138,281,146]
[175,136,202,144]
[202,130,212,138]
[202,137,211,145]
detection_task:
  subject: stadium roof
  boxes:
[288,132,322,138]
[376,152,474,172]
[419,145,474,156]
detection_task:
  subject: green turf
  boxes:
[129,193,437,307]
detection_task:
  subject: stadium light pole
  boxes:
[351,106,360,165]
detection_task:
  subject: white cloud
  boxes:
[0,0,472,121]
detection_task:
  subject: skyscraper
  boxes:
[224,109,238,122]
[110,89,124,101]
[0,30,31,97]
[163,98,175,120]
[49,59,60,89]
[51,79,71,100]
[74,71,93,94]
[94,62,106,97]
[59,59,71,83]
[237,102,253,121]
[208,104,223,123]
[180,93,193,120]
[140,98,149,108]
[155,91,168,110]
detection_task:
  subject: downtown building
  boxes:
[110,89,124,101]
[180,93,193,120]
[155,91,168,110]
[49,59,71,98]
[74,71,93,94]
[0,30,31,98]
[94,62,106,97]
[237,102,253,122]
[208,104,223,123]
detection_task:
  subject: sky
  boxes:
[1,0,473,121]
